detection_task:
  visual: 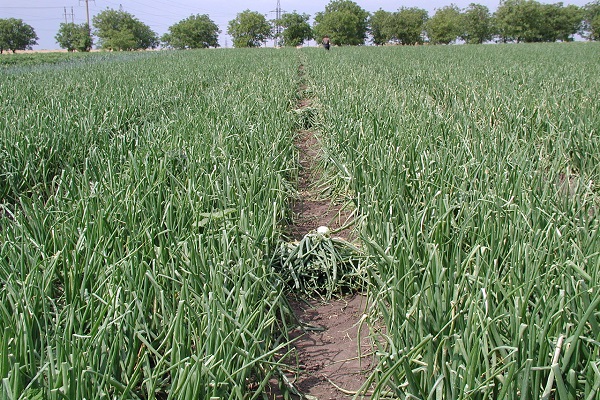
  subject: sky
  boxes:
[0,0,591,50]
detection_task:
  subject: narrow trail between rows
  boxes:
[270,56,373,400]
[287,63,355,243]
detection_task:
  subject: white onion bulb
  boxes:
[317,226,330,236]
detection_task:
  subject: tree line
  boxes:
[1,0,599,53]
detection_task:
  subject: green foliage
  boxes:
[540,3,584,42]
[426,4,463,44]
[0,48,299,399]
[583,0,600,40]
[274,231,365,300]
[369,9,393,45]
[227,10,271,48]
[494,0,583,43]
[313,0,370,45]
[303,43,600,400]
[0,52,92,68]
[277,12,313,47]
[461,3,494,44]
[92,8,158,50]
[0,18,38,54]
[2,37,598,400]
[494,0,541,42]
[162,14,220,49]
[385,7,429,45]
[55,23,92,52]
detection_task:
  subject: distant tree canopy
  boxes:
[277,12,313,47]
[385,7,429,45]
[461,3,494,44]
[0,18,38,54]
[494,0,583,42]
[366,1,587,45]
[369,9,393,45]
[227,10,271,48]
[426,5,463,44]
[5,0,599,52]
[162,14,220,49]
[313,0,369,45]
[583,0,600,40]
[55,23,92,52]
[543,3,584,42]
[93,8,158,50]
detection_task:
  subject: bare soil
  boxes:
[268,60,371,399]
[287,295,374,399]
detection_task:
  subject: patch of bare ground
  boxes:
[288,295,373,399]
[267,60,371,399]
[267,295,374,400]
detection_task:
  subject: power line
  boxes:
[0,6,67,9]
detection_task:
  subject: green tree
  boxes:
[539,3,583,42]
[495,0,583,42]
[162,14,220,49]
[385,7,429,45]
[0,18,38,54]
[93,8,158,50]
[494,0,544,42]
[313,0,370,45]
[461,3,493,44]
[55,23,93,52]
[583,0,600,40]
[227,10,271,48]
[426,5,463,44]
[369,9,393,45]
[277,12,312,47]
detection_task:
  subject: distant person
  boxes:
[322,36,330,51]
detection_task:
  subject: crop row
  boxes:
[304,43,600,399]
[2,43,599,399]
[0,49,299,399]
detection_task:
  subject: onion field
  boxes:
[307,44,600,399]
[1,49,299,399]
[1,43,600,399]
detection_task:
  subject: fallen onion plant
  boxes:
[272,227,366,300]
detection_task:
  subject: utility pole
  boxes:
[79,0,91,28]
[63,7,75,23]
[85,1,90,28]
[79,0,93,46]
[270,0,285,47]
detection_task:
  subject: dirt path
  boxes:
[287,64,355,243]
[285,295,373,399]
[270,58,372,400]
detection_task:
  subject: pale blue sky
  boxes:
[0,0,590,50]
